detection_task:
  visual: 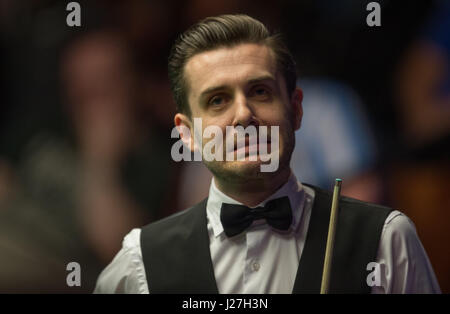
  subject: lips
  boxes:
[233,140,272,156]
[225,134,271,150]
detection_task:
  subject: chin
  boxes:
[230,159,263,173]
[205,159,274,182]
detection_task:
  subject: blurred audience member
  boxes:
[0,29,176,292]
[60,30,167,263]
[291,79,382,203]
[396,1,450,148]
[393,0,450,292]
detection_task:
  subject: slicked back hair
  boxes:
[168,14,297,116]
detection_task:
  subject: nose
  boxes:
[232,92,258,128]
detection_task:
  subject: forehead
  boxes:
[184,43,278,99]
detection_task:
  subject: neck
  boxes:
[214,167,292,207]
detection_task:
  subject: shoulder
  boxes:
[375,210,441,293]
[93,229,148,294]
[305,183,392,209]
[376,210,423,257]
[305,183,393,218]
[379,210,424,251]
[141,198,208,237]
[383,210,417,236]
[340,193,393,213]
[377,209,431,250]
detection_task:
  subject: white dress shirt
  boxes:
[94,173,441,294]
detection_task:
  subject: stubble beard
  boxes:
[202,122,296,187]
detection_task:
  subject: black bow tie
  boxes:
[220,196,293,237]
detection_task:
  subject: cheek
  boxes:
[199,119,229,145]
[266,117,295,148]
[202,114,234,132]
[259,111,289,129]
[256,101,288,122]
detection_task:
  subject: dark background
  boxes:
[0,0,448,293]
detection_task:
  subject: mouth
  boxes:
[232,139,272,156]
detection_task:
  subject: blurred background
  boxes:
[0,0,448,293]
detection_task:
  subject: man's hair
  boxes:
[168,14,297,116]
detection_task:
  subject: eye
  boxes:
[250,85,271,101]
[255,88,267,95]
[210,96,223,105]
[208,94,229,108]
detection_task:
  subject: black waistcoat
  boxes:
[140,184,392,293]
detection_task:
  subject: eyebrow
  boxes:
[246,74,277,86]
[199,74,277,101]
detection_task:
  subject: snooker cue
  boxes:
[320,178,342,294]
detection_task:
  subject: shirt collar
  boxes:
[206,171,306,238]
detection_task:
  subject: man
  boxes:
[94,14,440,294]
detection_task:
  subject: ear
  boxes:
[174,113,195,152]
[291,87,303,131]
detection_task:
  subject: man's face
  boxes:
[175,43,302,182]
